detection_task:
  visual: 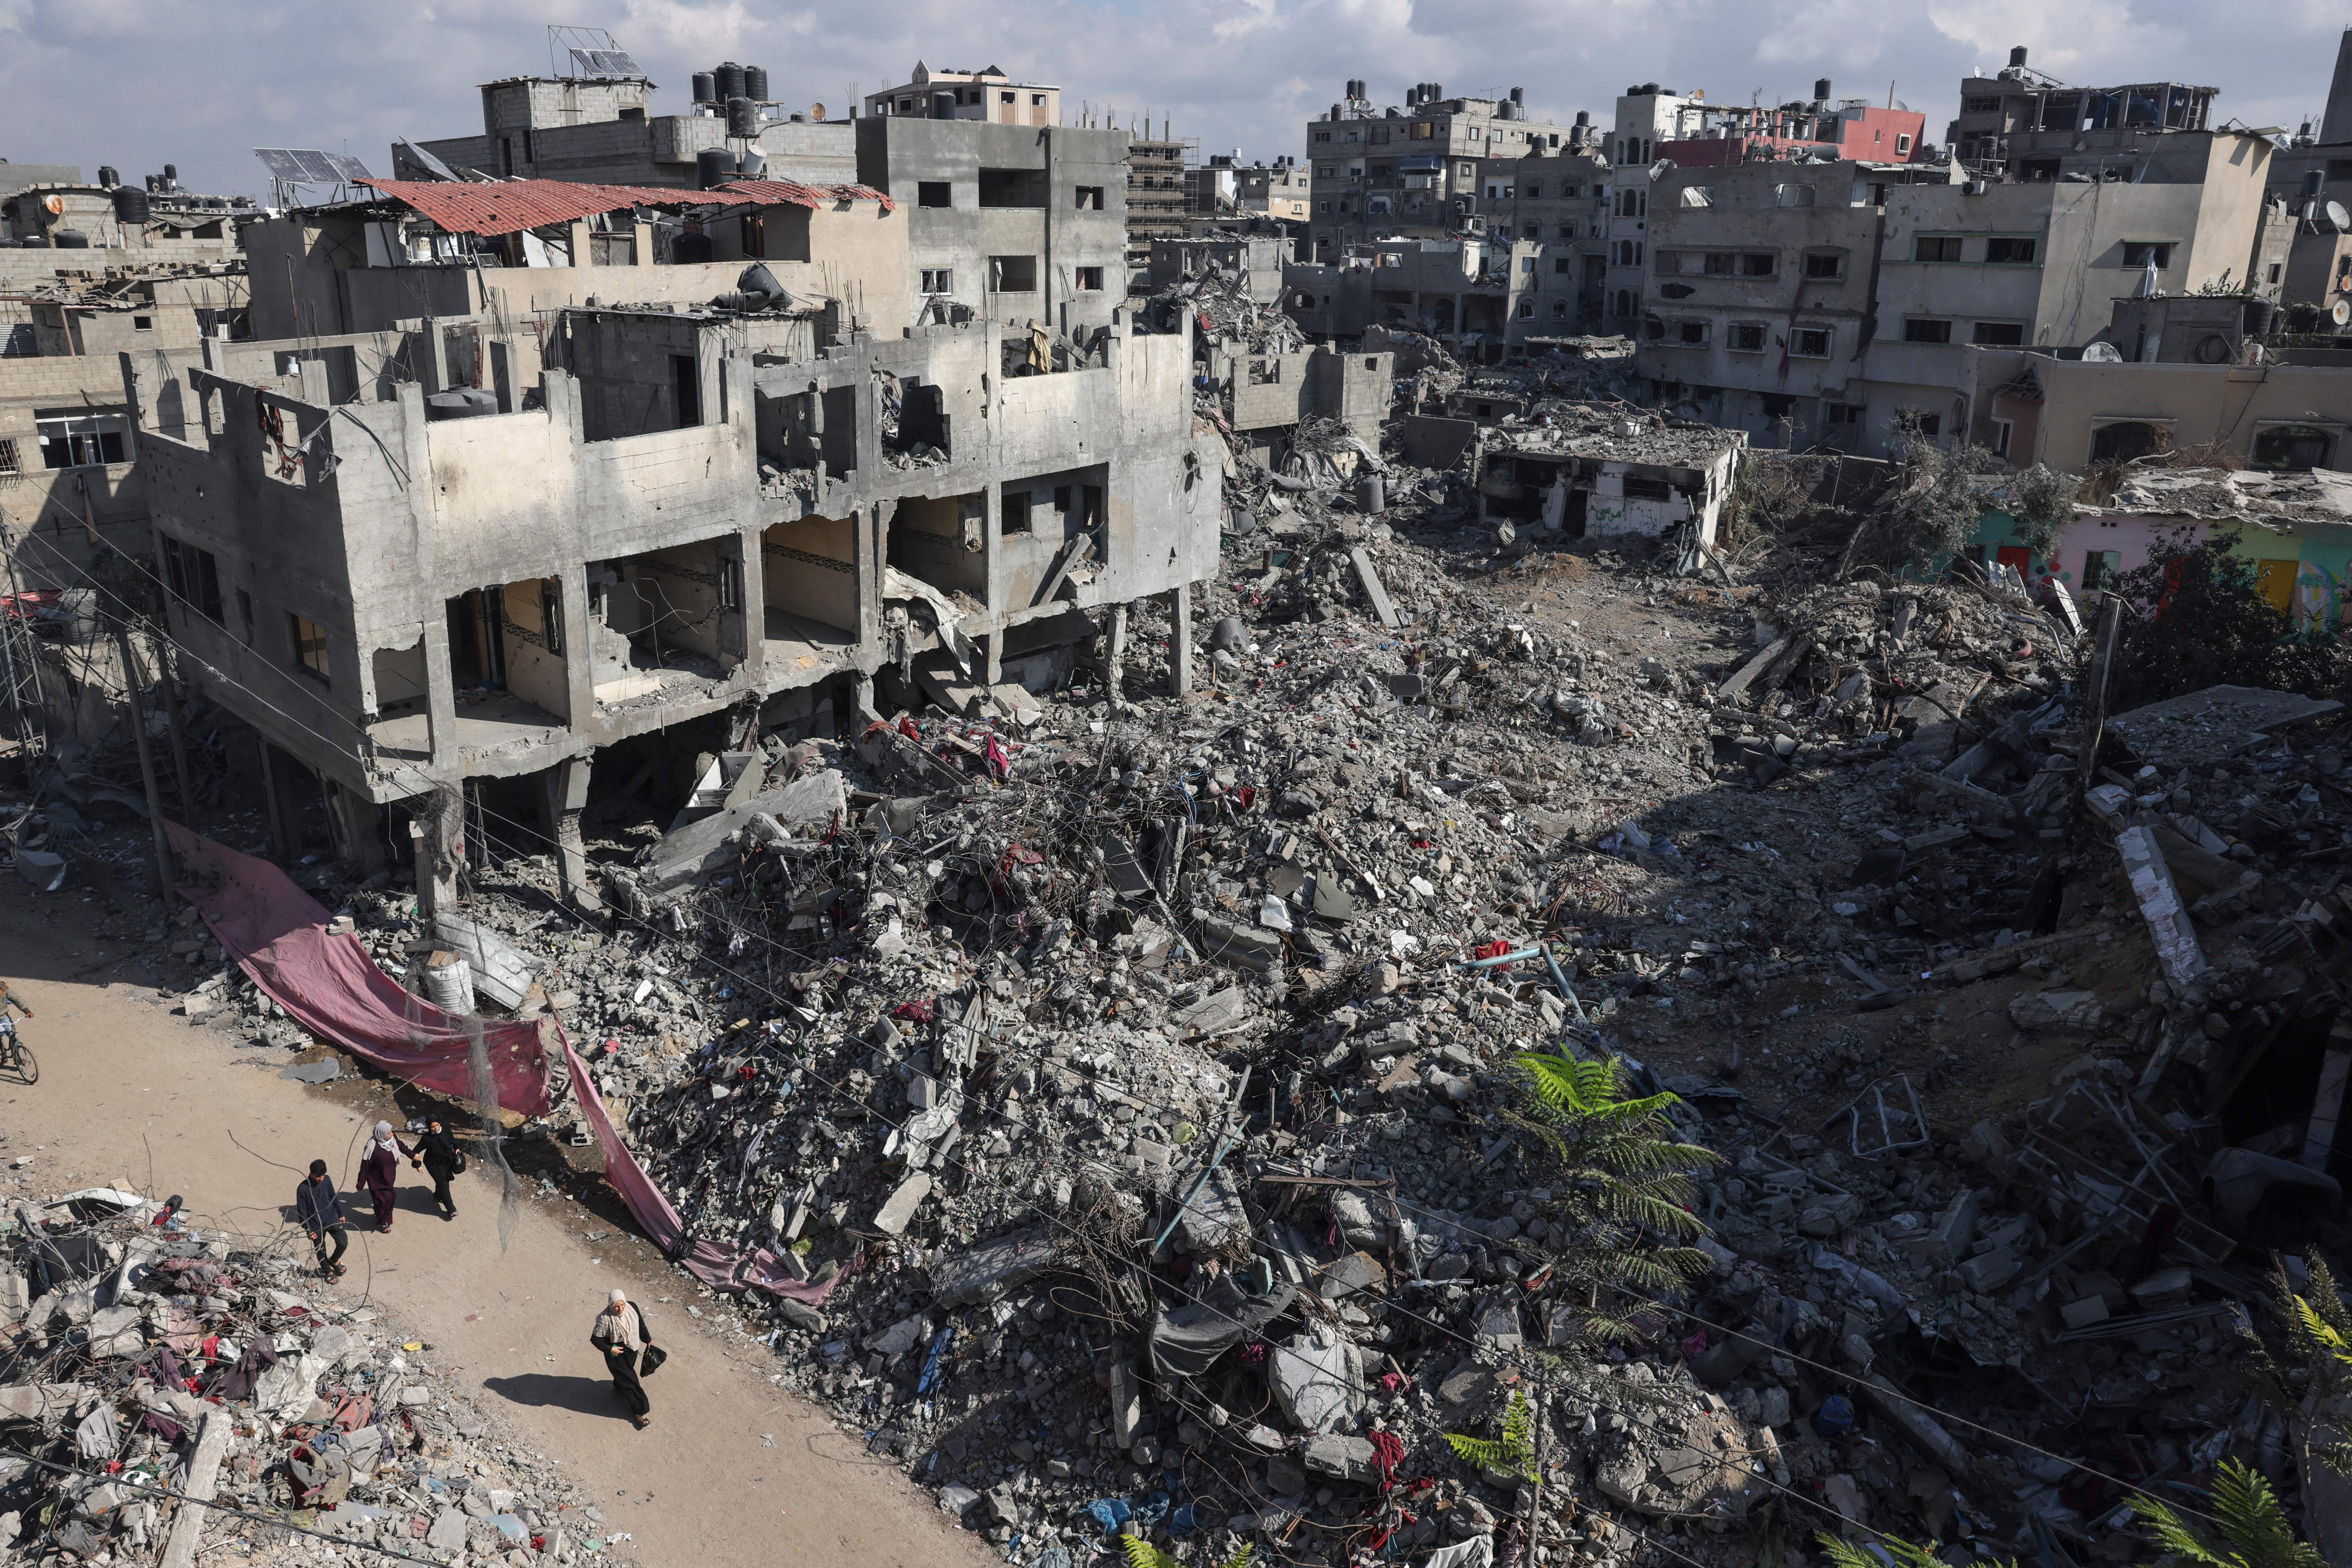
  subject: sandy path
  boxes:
[0,893,991,1568]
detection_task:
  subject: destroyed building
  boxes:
[1949,47,2214,180]
[1124,121,1193,283]
[105,173,1216,902]
[1463,413,1744,546]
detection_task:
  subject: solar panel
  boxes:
[322,152,373,181]
[395,139,460,183]
[570,47,644,78]
[252,148,313,181]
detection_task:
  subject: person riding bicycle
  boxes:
[0,982,28,1024]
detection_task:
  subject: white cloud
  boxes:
[0,1,2344,198]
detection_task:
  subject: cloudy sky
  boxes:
[5,0,2349,199]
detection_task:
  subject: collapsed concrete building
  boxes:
[100,169,1217,908]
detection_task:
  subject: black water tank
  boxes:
[162,163,178,184]
[53,229,89,249]
[1575,110,1590,127]
[2245,297,2279,336]
[112,187,149,223]
[743,65,769,101]
[1510,87,1524,105]
[672,231,714,264]
[696,148,734,189]
[1815,78,1832,102]
[2009,46,2029,68]
[715,61,746,100]
[692,71,716,104]
[2305,170,2327,198]
[97,165,118,189]
[726,96,758,139]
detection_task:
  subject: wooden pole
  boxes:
[112,618,176,902]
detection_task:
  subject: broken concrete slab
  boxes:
[431,912,540,1012]
[1269,1327,1363,1433]
[1347,546,1401,628]
[2116,825,2207,990]
[872,1171,934,1237]
[1302,1433,1378,1482]
[2108,684,2343,773]
[635,770,846,898]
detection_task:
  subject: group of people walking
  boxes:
[293,1115,464,1278]
[292,1112,658,1428]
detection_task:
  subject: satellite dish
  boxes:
[2329,199,2350,232]
[810,102,827,122]
[2082,341,2123,362]
[42,195,63,216]
[2333,299,2352,327]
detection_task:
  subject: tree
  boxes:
[1869,410,1998,573]
[2002,464,2079,565]
[2103,531,2349,712]
[1505,1053,1721,1346]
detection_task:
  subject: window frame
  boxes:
[1727,322,1769,353]
[1902,316,1954,344]
[1802,250,1846,280]
[2121,241,2175,270]
[1911,234,1965,264]
[289,613,331,685]
[1983,235,2039,266]
[917,181,952,208]
[35,409,129,470]
[1789,326,1834,358]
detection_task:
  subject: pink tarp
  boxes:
[562,1036,847,1308]
[166,824,556,1116]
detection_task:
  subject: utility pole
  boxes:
[151,639,196,820]
[112,615,176,902]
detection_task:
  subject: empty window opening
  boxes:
[918,181,952,207]
[989,254,1039,292]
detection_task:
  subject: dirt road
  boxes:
[0,890,990,1568]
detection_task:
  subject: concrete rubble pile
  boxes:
[81,374,2352,1565]
[0,1185,631,1567]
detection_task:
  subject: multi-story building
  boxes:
[1126,124,1193,283]
[863,64,1061,127]
[103,175,1217,899]
[1283,236,1539,342]
[1603,86,1711,328]
[1188,156,1312,226]
[1305,79,1573,259]
[1660,81,1925,167]
[1947,48,2215,181]
[1862,126,2280,450]
[402,61,857,190]
[395,55,1128,341]
[1636,159,1949,448]
[1466,143,1612,335]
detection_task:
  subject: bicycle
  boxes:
[0,995,36,1085]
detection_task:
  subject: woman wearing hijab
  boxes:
[590,1288,654,1429]
[410,1118,463,1222]
[356,1121,416,1232]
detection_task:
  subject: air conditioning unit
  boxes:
[1962,178,1988,196]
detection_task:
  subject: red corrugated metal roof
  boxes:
[717,179,897,214]
[354,177,747,237]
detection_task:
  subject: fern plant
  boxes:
[1505,1053,1723,1346]
[2133,1459,2326,1568]
[1446,1388,1538,1483]
[1816,1534,1988,1568]
[1118,1538,1253,1568]
[2245,1255,2352,1476]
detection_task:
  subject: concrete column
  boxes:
[421,318,450,394]
[488,339,517,413]
[422,616,459,771]
[538,756,600,912]
[255,742,297,862]
[633,220,656,266]
[328,783,388,876]
[410,789,464,920]
[559,564,594,724]
[850,671,878,726]
[981,631,1003,689]
[1104,601,1130,703]
[1167,583,1194,697]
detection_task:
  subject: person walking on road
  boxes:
[590,1288,654,1430]
[410,1118,462,1221]
[297,1160,349,1279]
[356,1121,416,1231]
